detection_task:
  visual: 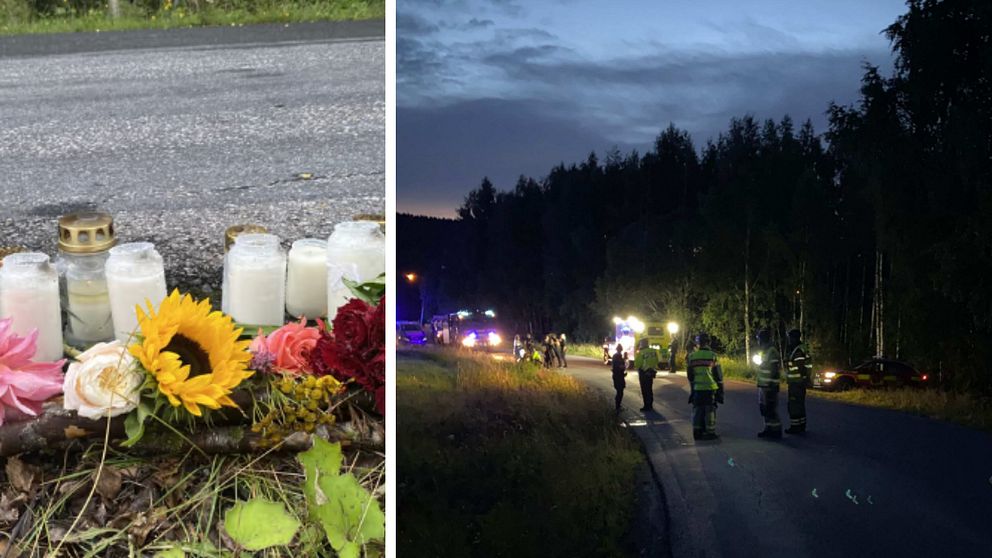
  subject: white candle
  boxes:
[326,221,385,316]
[226,233,286,326]
[286,238,328,319]
[0,253,64,361]
[105,242,168,343]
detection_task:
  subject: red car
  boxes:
[812,357,930,391]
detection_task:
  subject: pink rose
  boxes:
[254,319,321,374]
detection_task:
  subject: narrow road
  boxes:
[562,355,992,558]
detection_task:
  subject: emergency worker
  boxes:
[785,328,809,434]
[687,332,724,440]
[754,328,782,438]
[559,333,568,368]
[634,337,661,412]
[551,335,565,368]
[513,334,523,362]
[668,337,678,373]
[611,344,627,412]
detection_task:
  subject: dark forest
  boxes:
[398,0,992,393]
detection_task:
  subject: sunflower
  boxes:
[129,290,254,416]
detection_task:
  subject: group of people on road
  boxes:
[610,328,810,441]
[513,333,568,368]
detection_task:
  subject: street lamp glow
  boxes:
[613,316,623,325]
[666,321,679,335]
[752,353,763,366]
[628,316,645,333]
[405,272,417,283]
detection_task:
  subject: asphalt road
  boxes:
[562,356,992,558]
[0,21,383,295]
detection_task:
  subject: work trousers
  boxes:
[787,382,807,431]
[638,369,655,409]
[692,390,717,435]
[758,386,782,433]
[612,373,626,410]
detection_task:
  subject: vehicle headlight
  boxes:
[824,371,836,378]
[488,332,502,345]
[462,335,477,348]
[752,353,763,366]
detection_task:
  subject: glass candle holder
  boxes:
[0,252,64,361]
[56,211,116,346]
[105,242,168,343]
[226,233,286,326]
[286,238,328,319]
[326,221,385,316]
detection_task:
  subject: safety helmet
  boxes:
[695,332,711,347]
[787,329,801,344]
[756,328,772,345]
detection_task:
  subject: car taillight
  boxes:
[921,374,928,381]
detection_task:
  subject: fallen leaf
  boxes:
[5,457,39,494]
[94,467,122,501]
[224,499,300,551]
[64,425,89,439]
[0,492,22,522]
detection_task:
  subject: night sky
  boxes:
[398,0,907,217]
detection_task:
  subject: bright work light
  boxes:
[667,321,679,335]
[752,353,763,366]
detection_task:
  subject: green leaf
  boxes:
[311,473,385,556]
[297,437,344,504]
[342,274,386,305]
[223,499,300,551]
[153,547,186,558]
[298,438,383,556]
[120,400,152,448]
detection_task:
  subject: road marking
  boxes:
[845,489,859,505]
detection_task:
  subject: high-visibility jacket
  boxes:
[756,346,782,388]
[786,343,810,383]
[635,347,661,371]
[687,347,723,391]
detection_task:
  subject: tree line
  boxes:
[398,0,992,392]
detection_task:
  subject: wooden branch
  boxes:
[0,389,381,457]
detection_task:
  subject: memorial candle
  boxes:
[326,221,385,316]
[57,212,116,346]
[226,233,286,326]
[105,242,168,343]
[0,252,64,361]
[286,238,328,319]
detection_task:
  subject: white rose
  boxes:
[63,341,145,420]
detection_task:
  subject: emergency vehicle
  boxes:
[431,309,502,350]
[602,316,677,369]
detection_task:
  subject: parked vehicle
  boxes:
[397,321,427,345]
[811,357,929,391]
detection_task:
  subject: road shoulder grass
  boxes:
[0,0,383,36]
[397,349,643,557]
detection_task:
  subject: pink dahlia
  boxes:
[0,318,65,425]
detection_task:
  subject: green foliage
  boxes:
[298,438,385,558]
[397,351,642,557]
[223,499,301,550]
[343,273,386,305]
[0,0,384,34]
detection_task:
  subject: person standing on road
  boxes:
[754,328,783,439]
[513,334,523,362]
[785,328,810,434]
[668,336,678,373]
[634,337,661,412]
[558,333,568,368]
[687,332,724,440]
[611,344,627,412]
[551,334,565,368]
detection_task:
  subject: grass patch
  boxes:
[570,342,605,360]
[397,349,643,557]
[0,0,383,36]
[811,387,992,432]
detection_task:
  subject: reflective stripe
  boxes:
[856,374,870,380]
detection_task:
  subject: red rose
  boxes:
[374,385,385,415]
[364,299,385,358]
[333,299,372,356]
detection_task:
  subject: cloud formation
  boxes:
[398,0,904,216]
